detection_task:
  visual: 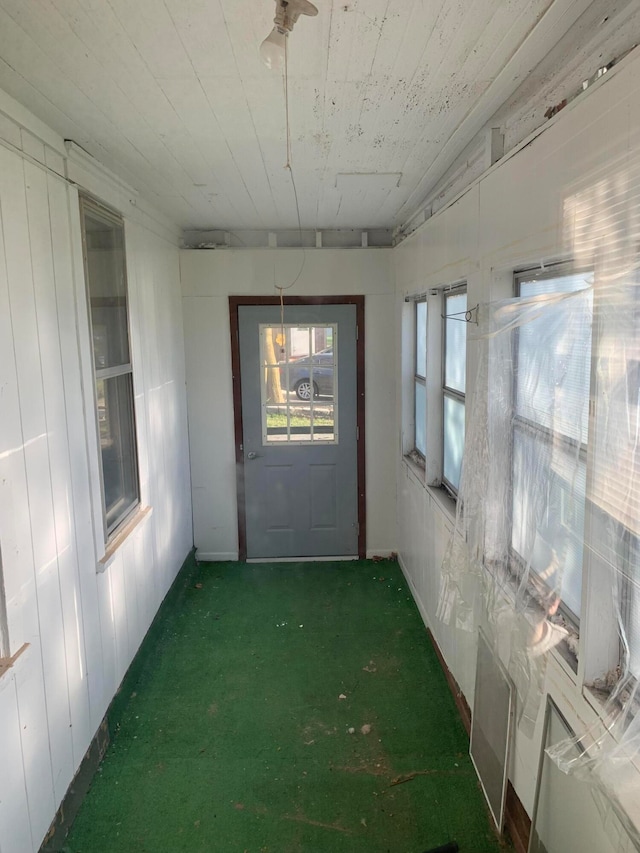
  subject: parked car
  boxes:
[280,348,334,400]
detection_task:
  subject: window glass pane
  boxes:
[624,534,640,678]
[517,278,593,443]
[443,395,465,492]
[97,374,139,532]
[445,292,467,393]
[519,272,592,299]
[512,426,585,619]
[84,210,130,370]
[415,381,426,456]
[262,325,337,444]
[416,301,427,378]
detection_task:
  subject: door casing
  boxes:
[229,295,366,560]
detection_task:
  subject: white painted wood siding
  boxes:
[0,104,192,852]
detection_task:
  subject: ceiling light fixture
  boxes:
[260,0,318,70]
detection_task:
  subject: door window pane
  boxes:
[261,325,337,444]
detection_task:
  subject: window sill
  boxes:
[402,456,458,524]
[427,484,457,524]
[97,505,153,572]
[0,643,29,682]
[403,453,426,486]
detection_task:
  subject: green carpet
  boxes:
[64,557,511,853]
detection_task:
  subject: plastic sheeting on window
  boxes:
[437,264,640,844]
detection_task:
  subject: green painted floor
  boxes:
[65,557,511,853]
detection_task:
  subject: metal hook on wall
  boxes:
[441,303,479,325]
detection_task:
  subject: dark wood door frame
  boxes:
[229,295,366,560]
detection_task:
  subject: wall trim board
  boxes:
[66,142,180,247]
[0,89,66,156]
[396,41,640,244]
[426,626,472,734]
[195,551,239,562]
[38,548,198,852]
[38,720,110,853]
[228,295,367,560]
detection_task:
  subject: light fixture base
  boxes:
[274,0,318,33]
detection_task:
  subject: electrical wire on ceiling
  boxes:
[276,34,307,353]
[259,0,319,354]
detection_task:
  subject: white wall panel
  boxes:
[24,160,77,804]
[0,673,33,853]
[181,247,397,560]
[0,96,192,853]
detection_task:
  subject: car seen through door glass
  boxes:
[282,347,334,400]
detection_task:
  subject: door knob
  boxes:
[247,451,259,460]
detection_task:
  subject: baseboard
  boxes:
[366,548,398,559]
[195,550,238,561]
[505,780,532,853]
[399,553,531,853]
[39,720,110,852]
[426,627,472,734]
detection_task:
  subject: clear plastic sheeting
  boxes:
[438,265,640,844]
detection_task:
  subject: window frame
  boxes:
[79,195,141,541]
[441,284,467,498]
[413,297,427,461]
[510,262,594,668]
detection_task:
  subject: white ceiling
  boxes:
[0,0,613,230]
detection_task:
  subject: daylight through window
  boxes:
[80,196,140,538]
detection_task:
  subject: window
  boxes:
[442,287,467,495]
[80,197,140,538]
[512,267,593,634]
[261,324,336,443]
[414,300,427,457]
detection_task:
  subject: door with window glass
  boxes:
[235,301,361,559]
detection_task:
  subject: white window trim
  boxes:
[403,283,467,506]
[79,194,141,546]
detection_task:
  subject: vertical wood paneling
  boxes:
[52,182,105,735]
[46,175,92,770]
[23,161,76,804]
[0,156,30,657]
[0,676,33,853]
[109,554,129,685]
[0,102,192,852]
